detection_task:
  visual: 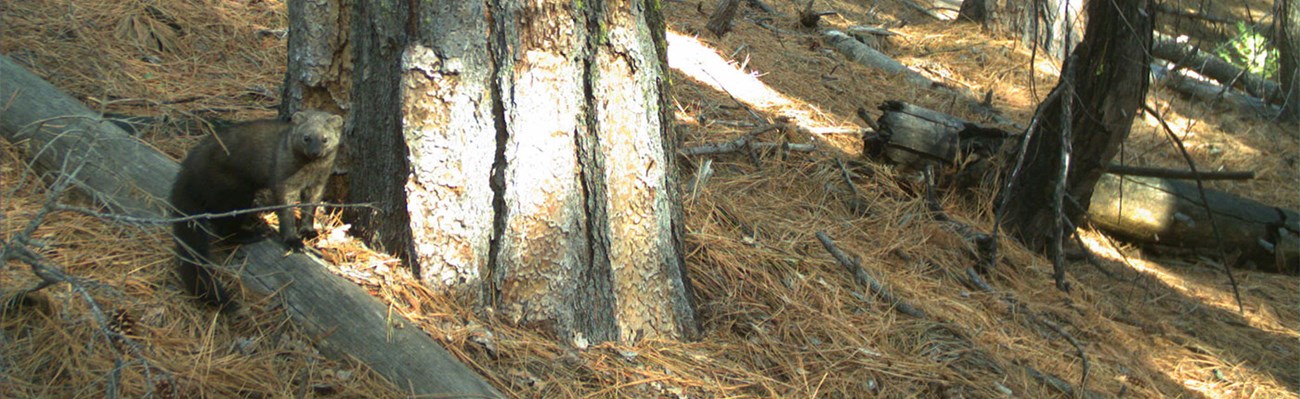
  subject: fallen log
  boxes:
[0,54,505,398]
[871,100,1300,272]
[825,33,1020,127]
[823,31,935,89]
[1089,174,1299,273]
[1152,63,1281,118]
[1152,32,1283,104]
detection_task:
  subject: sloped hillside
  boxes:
[1,0,1295,397]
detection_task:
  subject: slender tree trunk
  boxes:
[1000,0,1153,250]
[1277,0,1300,123]
[963,0,1083,62]
[343,0,697,344]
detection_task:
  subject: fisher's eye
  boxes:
[303,135,311,143]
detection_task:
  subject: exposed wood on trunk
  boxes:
[280,0,351,117]
[492,0,610,342]
[1089,174,1299,273]
[348,0,497,297]
[348,0,697,344]
[281,0,353,203]
[1152,32,1283,104]
[0,54,505,398]
[707,0,742,37]
[588,0,698,342]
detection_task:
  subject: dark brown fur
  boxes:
[171,110,342,309]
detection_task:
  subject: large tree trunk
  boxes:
[282,0,353,202]
[1277,0,1300,123]
[280,0,351,117]
[962,0,1083,62]
[345,0,697,344]
[999,0,1153,250]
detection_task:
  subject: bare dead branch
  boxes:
[815,231,927,318]
[1104,164,1255,180]
[1142,103,1243,313]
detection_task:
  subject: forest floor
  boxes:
[2,0,1297,398]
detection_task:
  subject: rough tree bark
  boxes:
[960,0,1083,62]
[999,0,1153,250]
[1277,0,1300,122]
[281,0,353,202]
[280,0,351,117]
[345,0,697,344]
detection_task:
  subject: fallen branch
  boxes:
[1021,364,1105,399]
[680,123,790,156]
[1105,164,1254,181]
[682,141,815,156]
[815,231,927,318]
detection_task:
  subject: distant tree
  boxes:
[997,0,1153,280]
[959,0,1083,62]
[1277,0,1300,122]
[282,0,699,345]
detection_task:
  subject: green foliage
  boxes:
[1216,22,1279,79]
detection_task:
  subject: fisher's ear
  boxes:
[291,111,306,124]
[327,114,343,127]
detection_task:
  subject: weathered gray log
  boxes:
[1152,63,1281,118]
[823,30,935,88]
[1152,32,1283,104]
[872,100,1299,272]
[1089,174,1299,273]
[0,60,175,218]
[897,0,960,20]
[826,35,1019,127]
[869,100,1011,170]
[0,54,505,398]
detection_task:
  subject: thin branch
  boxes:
[1142,102,1244,313]
[54,201,378,226]
[1104,164,1255,180]
[816,231,927,318]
